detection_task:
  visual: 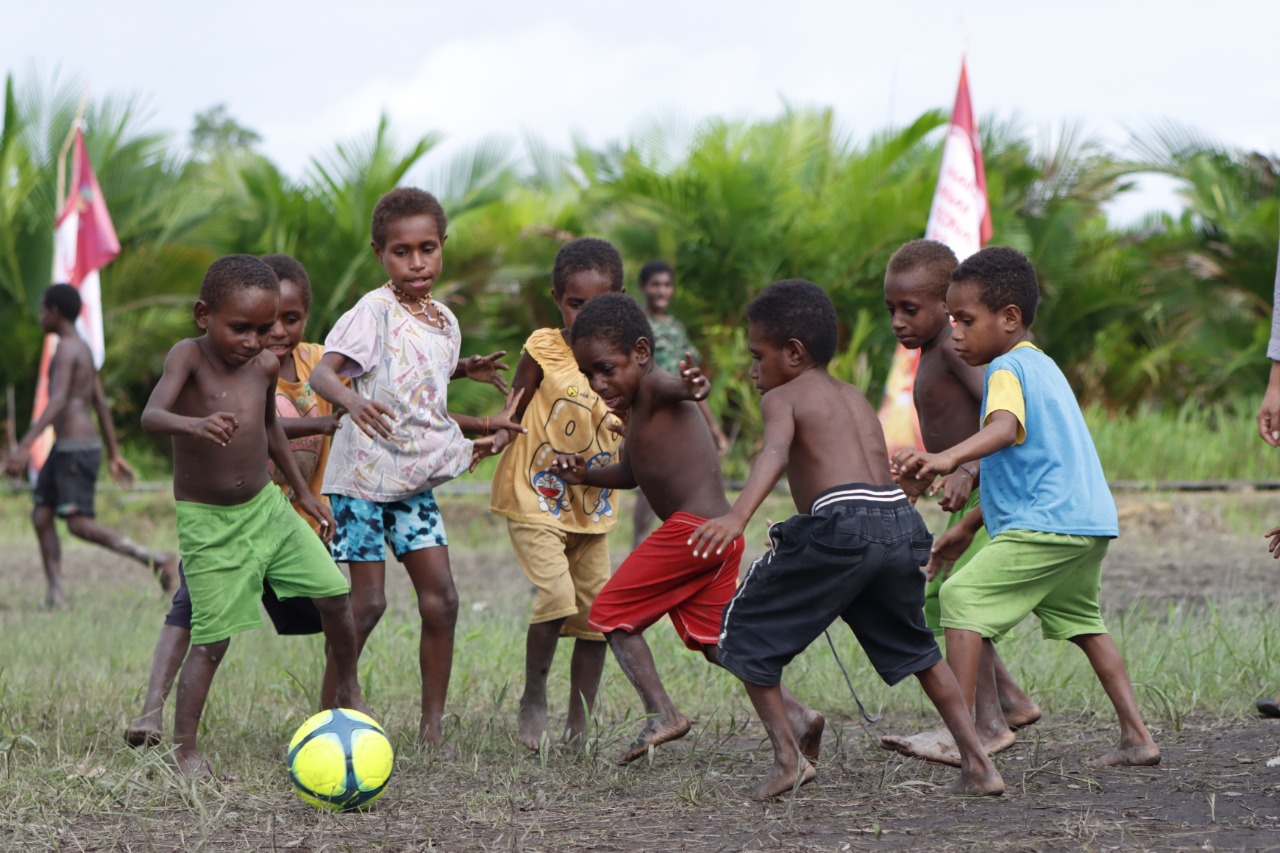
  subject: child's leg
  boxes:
[1069,633,1160,766]
[519,617,566,750]
[172,637,232,778]
[741,680,817,799]
[973,642,1017,753]
[609,630,692,763]
[320,560,385,709]
[125,624,190,747]
[31,505,66,609]
[64,513,178,591]
[702,644,824,760]
[312,592,368,714]
[913,656,1005,796]
[565,637,606,744]
[402,546,457,746]
[993,649,1041,727]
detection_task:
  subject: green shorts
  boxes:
[939,529,1109,642]
[923,488,989,635]
[177,484,349,645]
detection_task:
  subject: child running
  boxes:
[308,187,518,747]
[690,280,1004,799]
[892,247,1160,768]
[552,293,821,766]
[489,238,625,751]
[141,254,366,777]
[6,284,178,608]
[124,254,330,748]
[877,239,1041,767]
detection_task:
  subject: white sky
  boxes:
[5,0,1278,223]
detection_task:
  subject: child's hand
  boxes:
[299,495,335,543]
[926,524,975,581]
[605,414,627,439]
[193,412,239,446]
[551,453,588,485]
[679,352,710,402]
[689,513,746,559]
[347,396,396,440]
[317,413,344,436]
[5,447,30,478]
[464,351,512,394]
[891,461,933,500]
[937,469,975,513]
[484,387,526,438]
[107,454,137,486]
[1266,526,1280,559]
[892,448,954,481]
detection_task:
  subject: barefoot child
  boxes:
[690,280,1004,799]
[6,284,177,608]
[877,239,1041,767]
[489,238,625,750]
[125,254,330,747]
[308,188,519,747]
[630,260,730,548]
[141,255,367,776]
[551,293,821,767]
[892,247,1160,768]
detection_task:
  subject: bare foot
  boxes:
[124,722,161,748]
[795,709,824,762]
[44,589,69,611]
[171,750,237,781]
[1090,743,1161,767]
[980,726,1017,757]
[518,698,548,752]
[940,766,1005,797]
[880,728,962,767]
[752,758,817,800]
[1003,701,1042,730]
[154,553,180,594]
[618,714,691,764]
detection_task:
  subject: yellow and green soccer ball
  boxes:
[286,709,394,811]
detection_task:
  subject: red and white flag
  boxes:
[878,59,991,455]
[29,128,119,473]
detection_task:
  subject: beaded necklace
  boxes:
[384,281,449,330]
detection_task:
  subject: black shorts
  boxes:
[717,483,941,687]
[33,439,101,517]
[164,562,324,636]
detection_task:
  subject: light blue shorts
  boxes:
[327,491,448,562]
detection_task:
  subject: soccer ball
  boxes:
[286,709,394,811]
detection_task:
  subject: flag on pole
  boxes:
[29,127,119,474]
[878,58,991,456]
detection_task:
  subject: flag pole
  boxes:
[54,90,88,215]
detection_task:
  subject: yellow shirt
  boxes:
[271,342,336,534]
[490,329,622,532]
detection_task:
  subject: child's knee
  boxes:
[350,592,387,627]
[417,586,459,622]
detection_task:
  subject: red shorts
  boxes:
[589,511,743,650]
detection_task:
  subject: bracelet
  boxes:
[958,464,977,480]
[482,416,490,436]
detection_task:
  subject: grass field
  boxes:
[1,484,1280,850]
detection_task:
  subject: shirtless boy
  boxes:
[878,239,1040,766]
[6,284,177,608]
[690,279,1003,799]
[141,255,366,777]
[553,293,819,767]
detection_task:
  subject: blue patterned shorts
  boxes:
[327,491,449,562]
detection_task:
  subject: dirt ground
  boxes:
[4,490,1280,851]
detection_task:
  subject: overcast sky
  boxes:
[5,0,1277,222]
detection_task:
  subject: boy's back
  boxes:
[44,332,100,442]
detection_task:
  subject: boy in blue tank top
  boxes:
[892,247,1160,768]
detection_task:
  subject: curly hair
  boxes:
[950,246,1039,327]
[552,238,624,295]
[259,254,312,312]
[43,283,82,321]
[638,259,674,287]
[886,239,958,299]
[370,187,448,247]
[199,255,280,311]
[746,280,838,365]
[570,293,655,356]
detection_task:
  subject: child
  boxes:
[690,280,1004,799]
[553,294,822,766]
[892,247,1160,768]
[308,187,519,747]
[489,238,625,751]
[877,239,1041,767]
[140,254,366,777]
[5,284,178,609]
[631,260,730,547]
[124,254,330,748]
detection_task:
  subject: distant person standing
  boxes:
[5,284,178,609]
[632,261,730,548]
[1256,227,1280,719]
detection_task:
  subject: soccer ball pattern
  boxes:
[286,709,394,811]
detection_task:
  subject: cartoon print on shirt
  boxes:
[527,394,616,521]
